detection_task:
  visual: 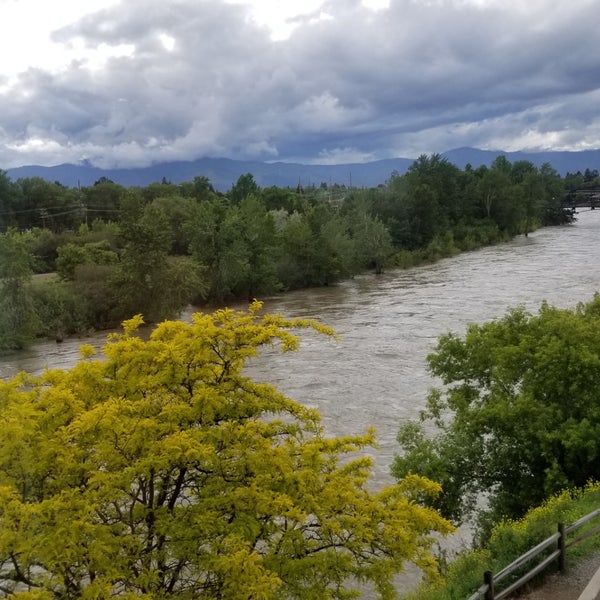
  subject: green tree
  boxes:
[178,175,217,202]
[0,229,39,351]
[115,202,203,322]
[186,199,247,302]
[276,206,352,289]
[393,295,600,533]
[0,303,452,598]
[474,166,511,221]
[0,171,21,232]
[260,186,297,213]
[539,163,571,225]
[276,211,316,289]
[17,177,80,231]
[56,241,118,280]
[228,173,260,205]
[148,195,197,255]
[407,154,462,223]
[232,195,280,300]
[82,179,127,223]
[519,170,543,236]
[349,211,393,275]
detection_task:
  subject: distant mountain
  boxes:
[6,148,600,191]
[5,157,414,192]
[441,147,600,174]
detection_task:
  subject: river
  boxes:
[2,210,600,592]
[3,210,600,485]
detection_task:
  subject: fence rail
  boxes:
[467,507,600,600]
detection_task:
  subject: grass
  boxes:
[401,482,600,600]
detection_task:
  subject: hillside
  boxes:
[6,147,600,191]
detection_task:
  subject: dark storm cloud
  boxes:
[2,0,600,168]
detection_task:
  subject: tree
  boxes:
[56,241,118,281]
[148,195,197,255]
[519,170,543,236]
[0,303,452,598]
[82,180,127,223]
[228,173,260,205]
[276,211,316,289]
[475,167,511,221]
[115,201,202,322]
[0,171,21,232]
[407,154,462,223]
[0,229,39,351]
[349,211,392,275]
[178,175,216,202]
[231,195,280,300]
[539,163,572,226]
[186,199,248,303]
[393,295,600,534]
[16,177,80,231]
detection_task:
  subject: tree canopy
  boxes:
[393,295,600,535]
[0,303,452,599]
[0,153,583,348]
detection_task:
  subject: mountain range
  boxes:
[6,147,600,192]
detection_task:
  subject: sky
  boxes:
[1,0,600,169]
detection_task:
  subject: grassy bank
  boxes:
[403,482,600,599]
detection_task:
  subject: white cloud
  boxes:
[0,0,121,76]
[224,0,326,40]
[315,147,377,165]
[1,0,600,168]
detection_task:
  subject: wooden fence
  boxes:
[467,507,600,600]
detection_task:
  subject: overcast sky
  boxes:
[1,0,599,169]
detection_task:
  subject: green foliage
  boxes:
[402,483,600,600]
[228,172,260,204]
[72,264,122,330]
[348,210,393,274]
[148,195,197,255]
[0,170,22,231]
[0,303,452,598]
[29,280,89,339]
[0,230,39,351]
[15,177,82,232]
[186,197,279,302]
[56,240,118,280]
[229,195,281,299]
[393,295,600,532]
[115,202,204,321]
[0,159,580,344]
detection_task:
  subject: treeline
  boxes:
[0,154,589,352]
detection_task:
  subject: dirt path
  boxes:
[513,551,600,599]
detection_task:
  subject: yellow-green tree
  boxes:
[0,303,452,599]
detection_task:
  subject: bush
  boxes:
[29,280,89,338]
[401,483,600,600]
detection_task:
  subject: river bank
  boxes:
[3,211,600,598]
[5,212,600,485]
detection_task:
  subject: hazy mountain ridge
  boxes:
[6,148,600,191]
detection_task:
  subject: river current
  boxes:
[3,210,600,488]
[3,210,600,594]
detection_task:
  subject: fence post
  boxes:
[484,570,495,600]
[558,522,566,572]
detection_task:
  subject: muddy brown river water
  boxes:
[3,210,600,595]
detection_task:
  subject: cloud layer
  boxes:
[2,0,600,168]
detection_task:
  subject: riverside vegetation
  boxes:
[2,298,600,598]
[2,155,600,598]
[0,303,453,599]
[0,153,592,352]
[394,294,600,597]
